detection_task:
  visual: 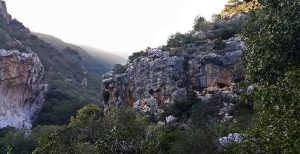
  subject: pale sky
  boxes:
[5,0,227,57]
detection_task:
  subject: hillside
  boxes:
[0,0,119,127]
[33,32,126,75]
[0,0,299,154]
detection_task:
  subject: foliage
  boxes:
[0,17,104,126]
[240,0,300,153]
[243,0,300,83]
[0,126,62,154]
[219,24,240,40]
[69,104,104,126]
[112,64,127,74]
[193,15,211,32]
[169,127,216,154]
[166,32,205,48]
[34,74,102,126]
[163,91,198,119]
[213,38,226,50]
[221,0,261,17]
[250,71,300,153]
[128,50,148,63]
[33,105,228,154]
[34,107,154,153]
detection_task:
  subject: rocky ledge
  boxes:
[0,49,47,129]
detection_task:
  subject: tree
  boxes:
[193,15,210,32]
[169,127,216,154]
[69,104,104,126]
[250,70,300,153]
[241,0,300,152]
[33,107,156,154]
[112,64,127,74]
[243,0,300,83]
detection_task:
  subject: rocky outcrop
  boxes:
[103,49,186,117]
[218,133,243,147]
[102,35,245,120]
[0,0,11,24]
[0,49,47,129]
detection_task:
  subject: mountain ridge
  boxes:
[33,32,127,75]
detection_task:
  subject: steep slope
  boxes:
[33,32,126,75]
[0,50,47,129]
[80,45,126,65]
[102,13,248,135]
[0,0,104,127]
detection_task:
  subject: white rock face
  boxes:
[165,115,177,124]
[0,49,47,129]
[218,133,243,147]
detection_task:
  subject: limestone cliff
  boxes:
[0,49,47,129]
[103,49,186,117]
[103,38,245,121]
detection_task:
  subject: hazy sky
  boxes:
[6,0,227,57]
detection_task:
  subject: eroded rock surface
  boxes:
[102,36,244,120]
[103,49,186,117]
[0,49,47,129]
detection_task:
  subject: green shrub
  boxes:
[240,0,300,152]
[213,38,226,50]
[243,0,300,83]
[250,70,300,153]
[193,15,211,32]
[169,127,216,154]
[164,91,198,119]
[167,32,200,48]
[34,108,151,154]
[112,64,127,74]
[220,27,238,40]
[128,51,148,63]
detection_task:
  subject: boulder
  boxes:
[218,133,243,147]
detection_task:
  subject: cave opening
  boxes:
[217,82,227,89]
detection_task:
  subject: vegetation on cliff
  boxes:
[0,0,299,153]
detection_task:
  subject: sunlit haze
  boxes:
[6,0,227,57]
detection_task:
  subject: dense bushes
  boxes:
[128,50,148,63]
[34,107,151,153]
[193,15,211,32]
[243,0,300,83]
[0,126,62,154]
[236,0,300,153]
[34,74,102,126]
[112,64,127,74]
[166,32,206,48]
[169,127,216,154]
[220,0,261,17]
[250,71,300,152]
[213,38,226,50]
[163,91,198,119]
[32,104,225,154]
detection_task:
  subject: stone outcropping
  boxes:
[0,0,11,24]
[103,49,186,117]
[102,35,244,120]
[218,133,243,147]
[0,49,47,129]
